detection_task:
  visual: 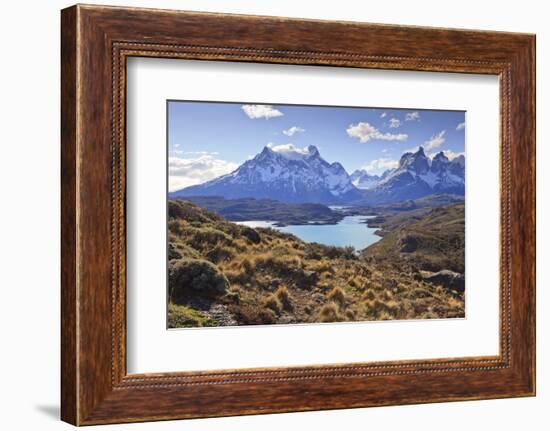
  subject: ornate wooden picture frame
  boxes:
[61,4,535,425]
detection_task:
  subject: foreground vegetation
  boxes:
[167,199,465,328]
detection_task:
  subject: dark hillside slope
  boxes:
[364,204,465,273]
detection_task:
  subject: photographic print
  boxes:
[167,101,466,328]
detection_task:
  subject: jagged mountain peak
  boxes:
[431,151,450,174]
[172,144,360,204]
[363,147,465,205]
[433,151,449,162]
[258,144,323,163]
[259,145,273,155]
[400,145,426,159]
[305,144,320,157]
[398,146,429,175]
[399,146,427,164]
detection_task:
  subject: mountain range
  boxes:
[358,147,465,205]
[170,145,465,205]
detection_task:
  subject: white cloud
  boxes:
[183,150,219,156]
[267,143,309,155]
[363,158,399,174]
[171,149,219,157]
[282,126,305,136]
[456,122,466,130]
[266,143,316,161]
[380,112,387,118]
[168,154,238,192]
[424,130,446,151]
[241,104,283,119]
[388,118,402,128]
[346,122,408,143]
[405,111,421,121]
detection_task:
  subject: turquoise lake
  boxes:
[236,215,382,251]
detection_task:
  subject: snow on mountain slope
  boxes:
[171,145,361,204]
[361,147,465,204]
[170,145,464,205]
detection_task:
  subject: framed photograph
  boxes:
[164,101,467,329]
[61,4,535,425]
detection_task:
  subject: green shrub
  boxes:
[169,258,229,304]
[167,303,217,328]
[240,226,261,244]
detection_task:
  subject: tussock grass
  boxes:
[275,286,293,311]
[167,199,465,328]
[327,287,346,309]
[263,294,282,314]
[318,303,342,323]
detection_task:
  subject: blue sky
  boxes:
[168,101,465,191]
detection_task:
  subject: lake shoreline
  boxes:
[236,215,382,251]
[180,196,344,226]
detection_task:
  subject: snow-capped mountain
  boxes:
[360,147,465,204]
[349,169,391,190]
[171,145,465,205]
[170,145,362,204]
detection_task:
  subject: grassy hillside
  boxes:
[363,204,465,273]
[348,193,465,216]
[167,199,465,328]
